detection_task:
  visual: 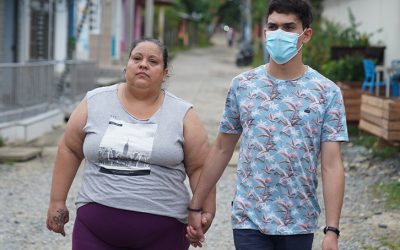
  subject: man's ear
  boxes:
[263,29,267,40]
[123,67,126,73]
[302,28,313,44]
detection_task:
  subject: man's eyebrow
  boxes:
[267,21,297,26]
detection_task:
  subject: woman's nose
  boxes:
[139,60,148,69]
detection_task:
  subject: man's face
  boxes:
[265,11,312,47]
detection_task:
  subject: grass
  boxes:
[373,181,400,210]
[379,236,400,249]
[348,124,400,160]
[366,182,400,249]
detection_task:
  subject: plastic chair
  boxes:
[361,59,385,93]
[389,60,400,97]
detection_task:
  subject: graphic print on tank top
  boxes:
[97,117,157,176]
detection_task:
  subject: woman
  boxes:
[46,38,215,249]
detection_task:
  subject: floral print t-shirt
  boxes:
[220,64,348,235]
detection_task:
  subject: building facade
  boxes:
[322,0,400,66]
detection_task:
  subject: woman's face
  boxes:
[125,41,168,90]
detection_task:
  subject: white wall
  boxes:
[322,0,400,66]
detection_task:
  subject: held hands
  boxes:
[186,211,214,248]
[322,232,339,250]
[46,202,69,237]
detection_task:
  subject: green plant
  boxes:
[0,136,4,147]
[303,8,379,72]
[197,23,213,48]
[352,134,400,159]
[252,48,265,67]
[321,54,364,82]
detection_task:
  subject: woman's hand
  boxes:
[186,211,215,248]
[46,201,69,236]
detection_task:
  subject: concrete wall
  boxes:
[322,0,400,66]
[0,109,64,144]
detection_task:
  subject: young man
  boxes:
[187,0,347,249]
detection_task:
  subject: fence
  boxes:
[0,60,97,123]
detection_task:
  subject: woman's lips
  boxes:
[136,72,149,77]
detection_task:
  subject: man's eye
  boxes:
[283,26,295,31]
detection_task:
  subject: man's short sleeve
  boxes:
[321,87,349,142]
[219,80,242,134]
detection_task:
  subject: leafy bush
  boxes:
[303,8,380,72]
[321,54,364,81]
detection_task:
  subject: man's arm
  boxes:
[320,141,345,250]
[182,109,216,237]
[187,132,240,245]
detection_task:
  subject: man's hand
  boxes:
[47,202,69,237]
[201,211,214,234]
[322,233,339,250]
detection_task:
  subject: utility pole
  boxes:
[128,0,135,47]
[244,0,251,43]
[145,0,154,38]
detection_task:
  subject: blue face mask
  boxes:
[265,29,305,64]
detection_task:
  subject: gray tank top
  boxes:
[76,84,193,223]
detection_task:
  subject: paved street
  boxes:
[1,33,399,250]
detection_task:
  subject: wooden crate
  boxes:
[337,81,363,122]
[359,94,400,141]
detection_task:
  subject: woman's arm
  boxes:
[46,99,87,236]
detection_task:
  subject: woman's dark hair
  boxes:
[128,38,169,69]
[267,0,313,29]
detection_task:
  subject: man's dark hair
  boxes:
[267,0,313,29]
[128,37,169,69]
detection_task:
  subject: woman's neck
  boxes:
[123,82,162,104]
[118,83,164,120]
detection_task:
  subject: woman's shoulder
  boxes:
[86,84,118,99]
[164,91,193,109]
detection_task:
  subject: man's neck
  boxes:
[266,56,306,80]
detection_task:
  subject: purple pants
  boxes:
[72,203,190,250]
